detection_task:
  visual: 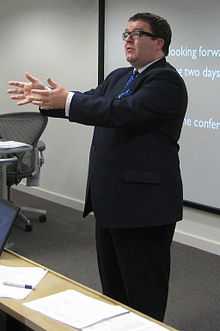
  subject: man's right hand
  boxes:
[8,72,46,106]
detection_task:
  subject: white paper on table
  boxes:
[0,141,30,149]
[85,312,171,331]
[24,289,128,329]
[0,266,48,299]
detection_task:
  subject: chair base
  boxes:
[17,207,47,232]
[17,211,33,232]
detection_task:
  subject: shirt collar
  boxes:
[133,57,164,74]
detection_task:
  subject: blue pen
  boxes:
[3,281,36,290]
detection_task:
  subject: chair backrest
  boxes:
[0,112,48,186]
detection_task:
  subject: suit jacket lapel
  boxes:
[132,58,167,92]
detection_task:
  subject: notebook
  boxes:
[0,200,19,255]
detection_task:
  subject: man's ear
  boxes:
[156,38,165,51]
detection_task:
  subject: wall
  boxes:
[0,0,98,209]
[175,208,220,255]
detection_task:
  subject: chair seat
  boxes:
[0,112,48,231]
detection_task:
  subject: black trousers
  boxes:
[95,222,176,322]
[5,315,31,331]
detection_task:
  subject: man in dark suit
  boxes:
[8,12,187,321]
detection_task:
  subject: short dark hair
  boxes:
[128,12,172,56]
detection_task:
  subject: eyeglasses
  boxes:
[122,30,158,41]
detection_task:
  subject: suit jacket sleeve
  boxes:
[40,70,117,119]
[68,68,187,128]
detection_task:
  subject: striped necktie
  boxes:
[117,70,139,99]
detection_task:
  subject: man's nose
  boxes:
[125,34,134,42]
[125,37,134,45]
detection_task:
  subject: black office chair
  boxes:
[0,112,48,231]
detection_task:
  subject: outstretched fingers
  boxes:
[17,98,32,106]
[8,86,26,95]
[25,72,40,83]
[31,89,51,96]
[30,89,51,106]
[10,94,26,100]
[47,78,59,89]
[8,81,26,88]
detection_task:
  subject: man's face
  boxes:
[124,20,164,68]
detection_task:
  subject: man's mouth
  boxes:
[126,47,134,53]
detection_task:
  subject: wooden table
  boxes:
[0,250,178,331]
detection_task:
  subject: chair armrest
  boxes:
[26,140,46,187]
[0,156,17,166]
[37,140,46,152]
[37,140,46,167]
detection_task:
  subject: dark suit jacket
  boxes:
[42,58,188,228]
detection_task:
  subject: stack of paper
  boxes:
[24,289,128,329]
[0,266,47,299]
[86,312,170,331]
[24,290,171,330]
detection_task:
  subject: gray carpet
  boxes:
[3,190,220,331]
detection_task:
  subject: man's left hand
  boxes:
[30,78,68,109]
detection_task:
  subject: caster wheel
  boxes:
[25,224,32,232]
[39,215,47,223]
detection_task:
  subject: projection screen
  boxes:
[105,0,220,209]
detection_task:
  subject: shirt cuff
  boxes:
[65,92,75,117]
